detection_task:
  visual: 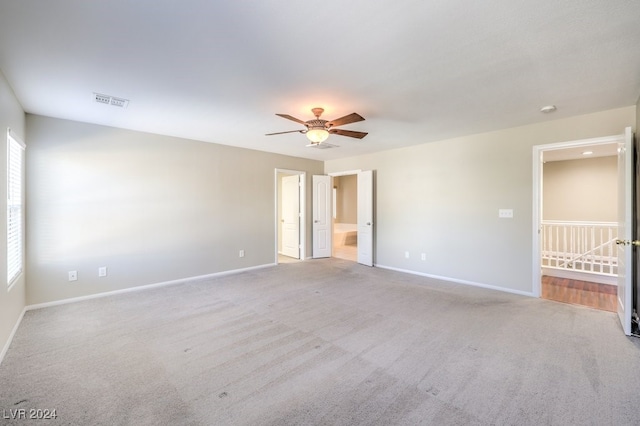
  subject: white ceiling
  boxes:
[1,1,639,161]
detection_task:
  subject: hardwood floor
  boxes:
[541,275,617,312]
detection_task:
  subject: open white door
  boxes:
[616,127,633,335]
[313,175,332,258]
[282,174,300,259]
[357,170,373,266]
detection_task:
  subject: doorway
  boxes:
[312,170,374,266]
[539,142,619,312]
[275,169,306,264]
[332,174,358,262]
[532,128,635,335]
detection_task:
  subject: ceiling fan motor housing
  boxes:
[305,119,329,130]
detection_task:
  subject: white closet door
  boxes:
[357,170,373,266]
[312,175,332,258]
[616,127,633,335]
[282,174,300,259]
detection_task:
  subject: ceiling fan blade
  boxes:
[265,130,305,136]
[276,113,307,126]
[329,128,368,139]
[327,112,365,128]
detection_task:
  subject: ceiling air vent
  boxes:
[94,93,110,104]
[94,93,129,108]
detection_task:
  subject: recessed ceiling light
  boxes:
[540,105,557,113]
[582,151,593,155]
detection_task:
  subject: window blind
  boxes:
[7,129,24,286]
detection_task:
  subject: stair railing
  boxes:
[541,221,618,276]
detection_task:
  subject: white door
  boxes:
[313,175,332,258]
[616,127,633,335]
[357,170,373,266]
[282,175,300,259]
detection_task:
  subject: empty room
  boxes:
[1,1,640,425]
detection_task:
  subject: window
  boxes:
[7,129,24,287]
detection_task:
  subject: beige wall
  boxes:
[26,115,323,305]
[0,70,26,360]
[325,106,636,294]
[543,156,617,222]
[334,174,357,223]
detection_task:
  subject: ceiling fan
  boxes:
[266,107,368,148]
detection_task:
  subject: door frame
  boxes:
[327,169,376,266]
[532,133,626,298]
[328,170,362,255]
[328,170,361,262]
[275,169,306,263]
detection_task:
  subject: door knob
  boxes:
[633,240,640,246]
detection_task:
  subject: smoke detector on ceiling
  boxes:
[94,93,129,108]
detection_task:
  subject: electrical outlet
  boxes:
[239,249,245,258]
[498,209,514,218]
[68,271,77,281]
[98,267,107,277]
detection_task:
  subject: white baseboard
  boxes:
[26,263,276,312]
[541,267,616,285]
[375,264,536,297]
[0,306,26,366]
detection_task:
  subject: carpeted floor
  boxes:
[1,258,640,425]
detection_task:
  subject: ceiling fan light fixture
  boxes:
[306,128,329,143]
[267,108,367,146]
